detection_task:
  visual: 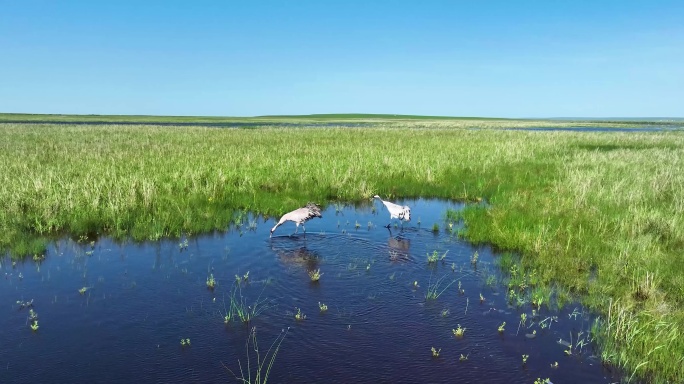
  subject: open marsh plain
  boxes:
[1,115,683,383]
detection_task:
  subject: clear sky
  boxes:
[1,1,682,117]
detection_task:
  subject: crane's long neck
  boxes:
[270,216,288,237]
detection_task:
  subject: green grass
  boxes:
[1,118,684,382]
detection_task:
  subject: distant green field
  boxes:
[0,113,254,123]
[256,113,512,120]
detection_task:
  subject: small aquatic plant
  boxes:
[459,353,469,361]
[498,322,506,333]
[17,299,34,309]
[441,308,450,317]
[318,302,328,312]
[516,313,527,336]
[248,219,257,231]
[426,250,447,264]
[470,251,479,266]
[308,269,323,282]
[294,308,306,321]
[479,293,485,303]
[178,239,189,250]
[550,361,558,368]
[508,289,517,303]
[78,287,89,295]
[521,354,529,365]
[180,338,191,346]
[534,379,551,384]
[430,347,441,357]
[452,325,466,337]
[30,321,39,331]
[568,307,582,320]
[538,316,558,330]
[431,223,439,232]
[531,286,548,308]
[206,274,217,289]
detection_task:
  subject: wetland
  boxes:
[1,115,683,382]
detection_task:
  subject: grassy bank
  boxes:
[1,120,683,382]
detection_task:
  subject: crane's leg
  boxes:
[293,223,299,236]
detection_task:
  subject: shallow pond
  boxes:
[1,200,621,383]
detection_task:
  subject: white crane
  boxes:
[374,195,411,228]
[270,203,322,237]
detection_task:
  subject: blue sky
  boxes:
[1,1,682,117]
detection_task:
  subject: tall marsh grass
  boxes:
[1,120,684,382]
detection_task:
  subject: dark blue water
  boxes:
[509,126,681,132]
[0,200,620,383]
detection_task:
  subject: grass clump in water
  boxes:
[206,274,217,289]
[452,324,466,338]
[426,250,447,264]
[294,308,306,321]
[222,281,272,324]
[308,269,323,282]
[498,322,506,333]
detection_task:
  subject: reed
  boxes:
[226,327,289,384]
[425,273,456,300]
